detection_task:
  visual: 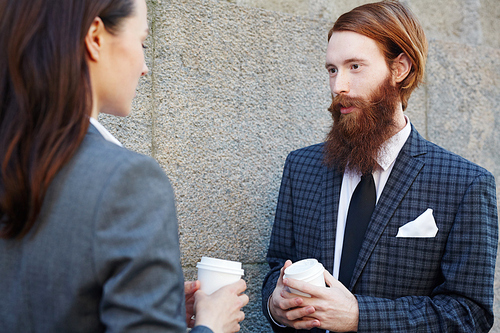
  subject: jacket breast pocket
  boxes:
[373,236,444,293]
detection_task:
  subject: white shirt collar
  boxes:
[89,117,123,147]
[375,115,411,171]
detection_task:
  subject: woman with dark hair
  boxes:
[0,0,247,332]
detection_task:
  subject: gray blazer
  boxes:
[0,124,212,333]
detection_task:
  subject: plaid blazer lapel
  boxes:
[321,165,343,275]
[350,126,427,289]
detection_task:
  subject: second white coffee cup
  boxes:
[196,257,244,295]
[284,258,326,297]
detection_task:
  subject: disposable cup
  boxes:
[196,257,244,295]
[284,259,326,297]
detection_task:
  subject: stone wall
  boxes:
[100,0,500,331]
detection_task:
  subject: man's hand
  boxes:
[283,269,359,332]
[268,260,321,330]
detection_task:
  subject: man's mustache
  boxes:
[331,94,371,111]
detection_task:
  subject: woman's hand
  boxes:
[194,279,249,333]
[184,280,201,328]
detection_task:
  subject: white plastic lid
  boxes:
[196,257,244,276]
[284,259,324,282]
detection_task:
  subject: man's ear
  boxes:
[85,17,106,62]
[393,53,412,84]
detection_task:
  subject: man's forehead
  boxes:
[326,31,382,64]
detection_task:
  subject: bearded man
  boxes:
[262,1,498,332]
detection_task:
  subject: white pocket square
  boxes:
[396,208,438,238]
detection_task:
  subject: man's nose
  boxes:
[331,72,349,95]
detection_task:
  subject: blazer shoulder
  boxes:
[57,129,171,204]
[424,141,491,177]
[286,142,325,166]
[407,128,494,180]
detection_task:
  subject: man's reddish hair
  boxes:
[329,0,428,110]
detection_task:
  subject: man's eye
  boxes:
[328,68,337,74]
[351,64,359,70]
[142,44,148,49]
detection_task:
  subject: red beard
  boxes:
[324,76,400,175]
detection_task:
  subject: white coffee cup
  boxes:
[284,258,326,297]
[196,257,244,295]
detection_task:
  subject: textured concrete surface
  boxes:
[149,0,331,268]
[426,41,500,185]
[100,0,500,331]
[225,0,500,48]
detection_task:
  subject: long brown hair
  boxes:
[329,0,428,111]
[0,0,134,239]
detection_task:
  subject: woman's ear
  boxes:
[393,53,412,83]
[85,17,106,62]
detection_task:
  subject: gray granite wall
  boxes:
[100,0,500,331]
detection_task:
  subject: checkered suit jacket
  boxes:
[262,126,498,332]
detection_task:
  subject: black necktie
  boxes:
[338,174,376,288]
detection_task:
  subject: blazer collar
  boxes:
[401,124,428,158]
[88,118,122,147]
[87,122,101,136]
[321,160,343,274]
